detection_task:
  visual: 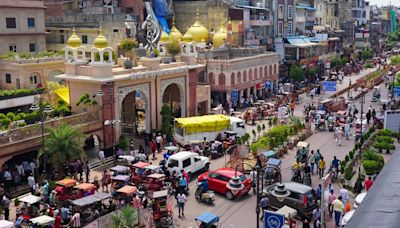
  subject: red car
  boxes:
[198,168,251,200]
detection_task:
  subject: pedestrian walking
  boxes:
[309,150,316,175]
[3,169,12,193]
[365,176,374,191]
[319,157,326,178]
[178,175,187,193]
[68,210,81,228]
[332,196,344,227]
[85,160,90,183]
[176,191,187,218]
[339,188,349,204]
[2,194,10,220]
[77,160,83,182]
[28,173,35,194]
[259,196,270,220]
[181,169,189,190]
[354,177,363,195]
[337,127,344,146]
[366,110,372,125]
[156,133,163,153]
[312,204,321,228]
[150,140,157,160]
[101,170,111,192]
[98,149,105,167]
[328,189,336,217]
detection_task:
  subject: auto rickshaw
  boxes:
[73,183,96,198]
[116,185,138,202]
[371,86,381,102]
[295,141,309,164]
[70,192,112,224]
[111,175,131,194]
[110,165,131,176]
[264,158,282,185]
[152,190,173,228]
[195,211,219,228]
[29,215,55,228]
[17,194,41,221]
[314,110,327,130]
[55,178,77,202]
[142,173,167,193]
[131,161,150,184]
[336,110,347,127]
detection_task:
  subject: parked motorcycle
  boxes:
[195,183,215,204]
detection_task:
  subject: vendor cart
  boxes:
[55,178,77,202]
[195,211,219,228]
[29,215,55,227]
[131,161,150,184]
[152,190,173,228]
[18,194,42,221]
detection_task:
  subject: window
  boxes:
[197,71,206,84]
[167,159,178,168]
[6,18,16,28]
[30,75,38,84]
[5,74,11,84]
[82,35,88,44]
[287,22,293,35]
[60,35,65,44]
[182,158,191,168]
[278,21,284,35]
[113,29,119,33]
[29,43,37,52]
[278,4,284,19]
[288,6,293,19]
[194,157,201,163]
[215,175,230,182]
[209,172,218,179]
[9,45,17,52]
[27,18,35,28]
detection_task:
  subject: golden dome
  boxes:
[160,31,170,42]
[93,28,108,49]
[187,9,209,43]
[67,28,82,48]
[212,25,227,48]
[182,30,193,42]
[170,18,183,42]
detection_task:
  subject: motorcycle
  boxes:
[195,183,215,204]
[291,169,302,183]
[302,173,312,186]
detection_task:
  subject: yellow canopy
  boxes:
[175,114,230,134]
[55,87,70,105]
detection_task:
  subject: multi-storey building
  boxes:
[295,0,316,35]
[314,0,340,31]
[352,0,368,27]
[0,0,46,54]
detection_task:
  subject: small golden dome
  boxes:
[213,26,227,48]
[93,28,108,49]
[170,18,183,42]
[67,28,82,48]
[182,30,193,42]
[187,9,209,43]
[160,31,170,42]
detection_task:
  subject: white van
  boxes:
[166,151,210,179]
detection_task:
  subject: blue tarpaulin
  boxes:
[156,16,170,34]
[196,211,219,224]
[267,158,281,167]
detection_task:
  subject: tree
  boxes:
[40,123,85,173]
[360,49,373,61]
[119,135,129,151]
[161,104,173,141]
[289,64,305,81]
[111,205,138,228]
[119,38,139,65]
[167,40,181,57]
[76,93,98,111]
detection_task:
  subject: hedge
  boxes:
[0,88,45,100]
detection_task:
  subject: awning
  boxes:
[175,114,230,134]
[236,5,270,11]
[296,5,316,10]
[328,37,341,41]
[55,87,70,105]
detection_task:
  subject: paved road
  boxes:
[169,68,390,228]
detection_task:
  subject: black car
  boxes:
[263,182,317,219]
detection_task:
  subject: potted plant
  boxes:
[119,38,138,69]
[152,48,159,58]
[166,40,181,62]
[344,166,353,186]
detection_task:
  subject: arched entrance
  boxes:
[121,90,148,137]
[84,134,101,163]
[162,84,182,118]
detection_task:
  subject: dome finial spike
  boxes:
[72,26,76,33]
[173,17,175,27]
[196,8,199,19]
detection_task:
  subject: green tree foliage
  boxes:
[289,64,305,81]
[390,55,400,66]
[362,150,385,175]
[167,40,181,57]
[119,135,129,151]
[119,38,139,51]
[111,206,138,228]
[76,93,98,111]
[40,123,85,168]
[360,49,373,61]
[161,104,173,141]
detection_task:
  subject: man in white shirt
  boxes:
[339,188,349,204]
[27,174,35,193]
[30,161,36,177]
[99,150,105,166]
[176,192,186,218]
[156,134,163,153]
[16,164,25,177]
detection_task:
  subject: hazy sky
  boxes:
[368,0,399,7]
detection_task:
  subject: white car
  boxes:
[166,151,210,179]
[353,192,367,209]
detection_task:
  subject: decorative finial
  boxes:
[196,8,199,19]
[72,27,76,33]
[173,17,175,27]
[99,22,103,34]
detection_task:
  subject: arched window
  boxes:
[254,68,258,79]
[269,65,272,75]
[243,71,247,82]
[219,73,226,86]
[231,73,235,85]
[264,66,268,77]
[274,64,277,74]
[259,67,262,79]
[209,73,215,85]
[237,72,241,83]
[249,69,253,81]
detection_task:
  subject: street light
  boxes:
[30,96,53,178]
[226,162,289,228]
